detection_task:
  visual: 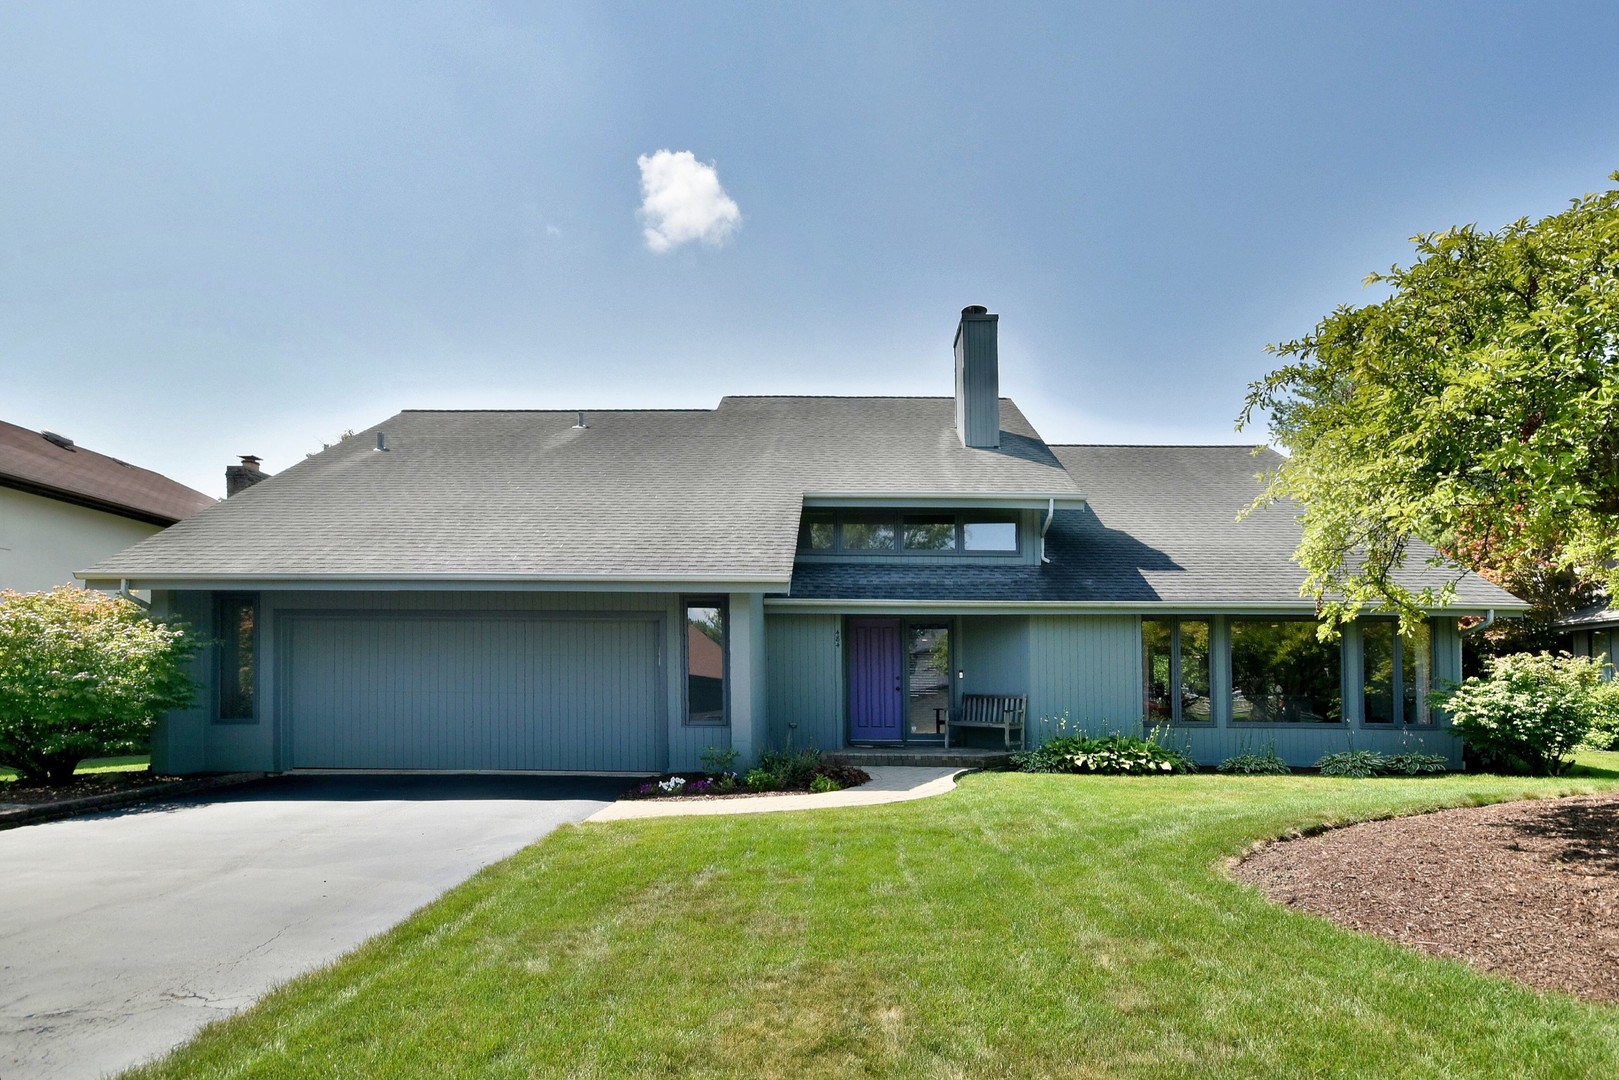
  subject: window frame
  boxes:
[1142,618,1214,725]
[1228,616,1345,726]
[682,596,730,727]
[214,593,259,724]
[1360,619,1437,728]
[795,510,1021,556]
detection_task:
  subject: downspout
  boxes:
[1039,498,1055,564]
[118,578,151,611]
[1464,609,1497,634]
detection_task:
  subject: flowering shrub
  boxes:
[1436,652,1619,775]
[1013,725,1197,776]
[0,587,196,784]
[656,776,687,794]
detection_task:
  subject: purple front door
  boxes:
[849,618,904,741]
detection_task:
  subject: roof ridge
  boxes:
[1049,443,1268,449]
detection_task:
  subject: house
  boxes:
[1555,602,1617,677]
[0,420,214,593]
[79,307,1525,774]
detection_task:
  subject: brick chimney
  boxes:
[954,305,1000,449]
[225,455,267,497]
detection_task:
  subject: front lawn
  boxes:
[129,769,1619,1079]
[0,753,149,784]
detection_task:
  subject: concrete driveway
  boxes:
[0,774,624,1080]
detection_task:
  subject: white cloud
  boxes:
[636,149,741,253]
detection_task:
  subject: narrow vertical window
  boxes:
[1402,622,1432,725]
[1362,621,1396,724]
[217,596,256,722]
[685,598,727,724]
[1143,619,1174,722]
[1178,620,1213,722]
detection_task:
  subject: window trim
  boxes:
[797,510,1020,556]
[214,593,259,725]
[1360,619,1437,728]
[1143,618,1214,725]
[682,596,729,727]
[1228,615,1345,726]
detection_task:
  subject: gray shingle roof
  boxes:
[81,398,1077,583]
[782,445,1524,609]
[1552,600,1619,631]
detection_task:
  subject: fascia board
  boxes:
[801,491,1087,510]
[81,573,791,593]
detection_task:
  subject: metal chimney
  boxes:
[954,305,1000,449]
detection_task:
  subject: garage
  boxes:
[282,612,665,772]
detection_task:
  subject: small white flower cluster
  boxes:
[656,776,687,794]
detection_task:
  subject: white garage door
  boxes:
[284,613,664,772]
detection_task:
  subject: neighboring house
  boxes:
[81,307,1525,774]
[0,420,214,593]
[1554,601,1617,677]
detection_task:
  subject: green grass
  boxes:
[0,754,149,783]
[126,771,1619,1079]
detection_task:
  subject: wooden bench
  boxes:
[945,694,1027,750]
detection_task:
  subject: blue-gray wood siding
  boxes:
[765,613,844,751]
[1027,614,1142,745]
[282,611,663,771]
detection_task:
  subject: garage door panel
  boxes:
[286,614,663,771]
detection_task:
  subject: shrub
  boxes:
[700,745,741,775]
[1012,726,1196,776]
[758,746,821,789]
[1436,652,1618,775]
[808,774,839,794]
[1315,749,1388,778]
[742,768,778,791]
[814,762,871,788]
[710,772,738,794]
[1219,745,1291,775]
[0,587,196,784]
[1579,677,1619,751]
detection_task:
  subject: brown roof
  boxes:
[0,420,214,526]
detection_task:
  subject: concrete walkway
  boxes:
[586,766,965,822]
[0,774,620,1080]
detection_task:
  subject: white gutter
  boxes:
[1039,497,1056,564]
[83,573,792,593]
[763,598,1528,616]
[801,491,1087,509]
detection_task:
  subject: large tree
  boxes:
[1240,174,1619,635]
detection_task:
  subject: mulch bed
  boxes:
[0,770,184,805]
[1234,794,1619,1003]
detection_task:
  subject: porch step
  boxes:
[822,746,1014,769]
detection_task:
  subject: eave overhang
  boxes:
[80,572,792,593]
[801,491,1087,510]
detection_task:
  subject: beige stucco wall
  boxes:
[0,485,162,593]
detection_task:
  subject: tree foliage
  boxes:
[1240,175,1619,631]
[0,587,196,784]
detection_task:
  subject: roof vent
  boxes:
[954,305,1000,449]
[574,410,588,429]
[40,430,75,451]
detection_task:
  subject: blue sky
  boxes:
[3,2,1617,497]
